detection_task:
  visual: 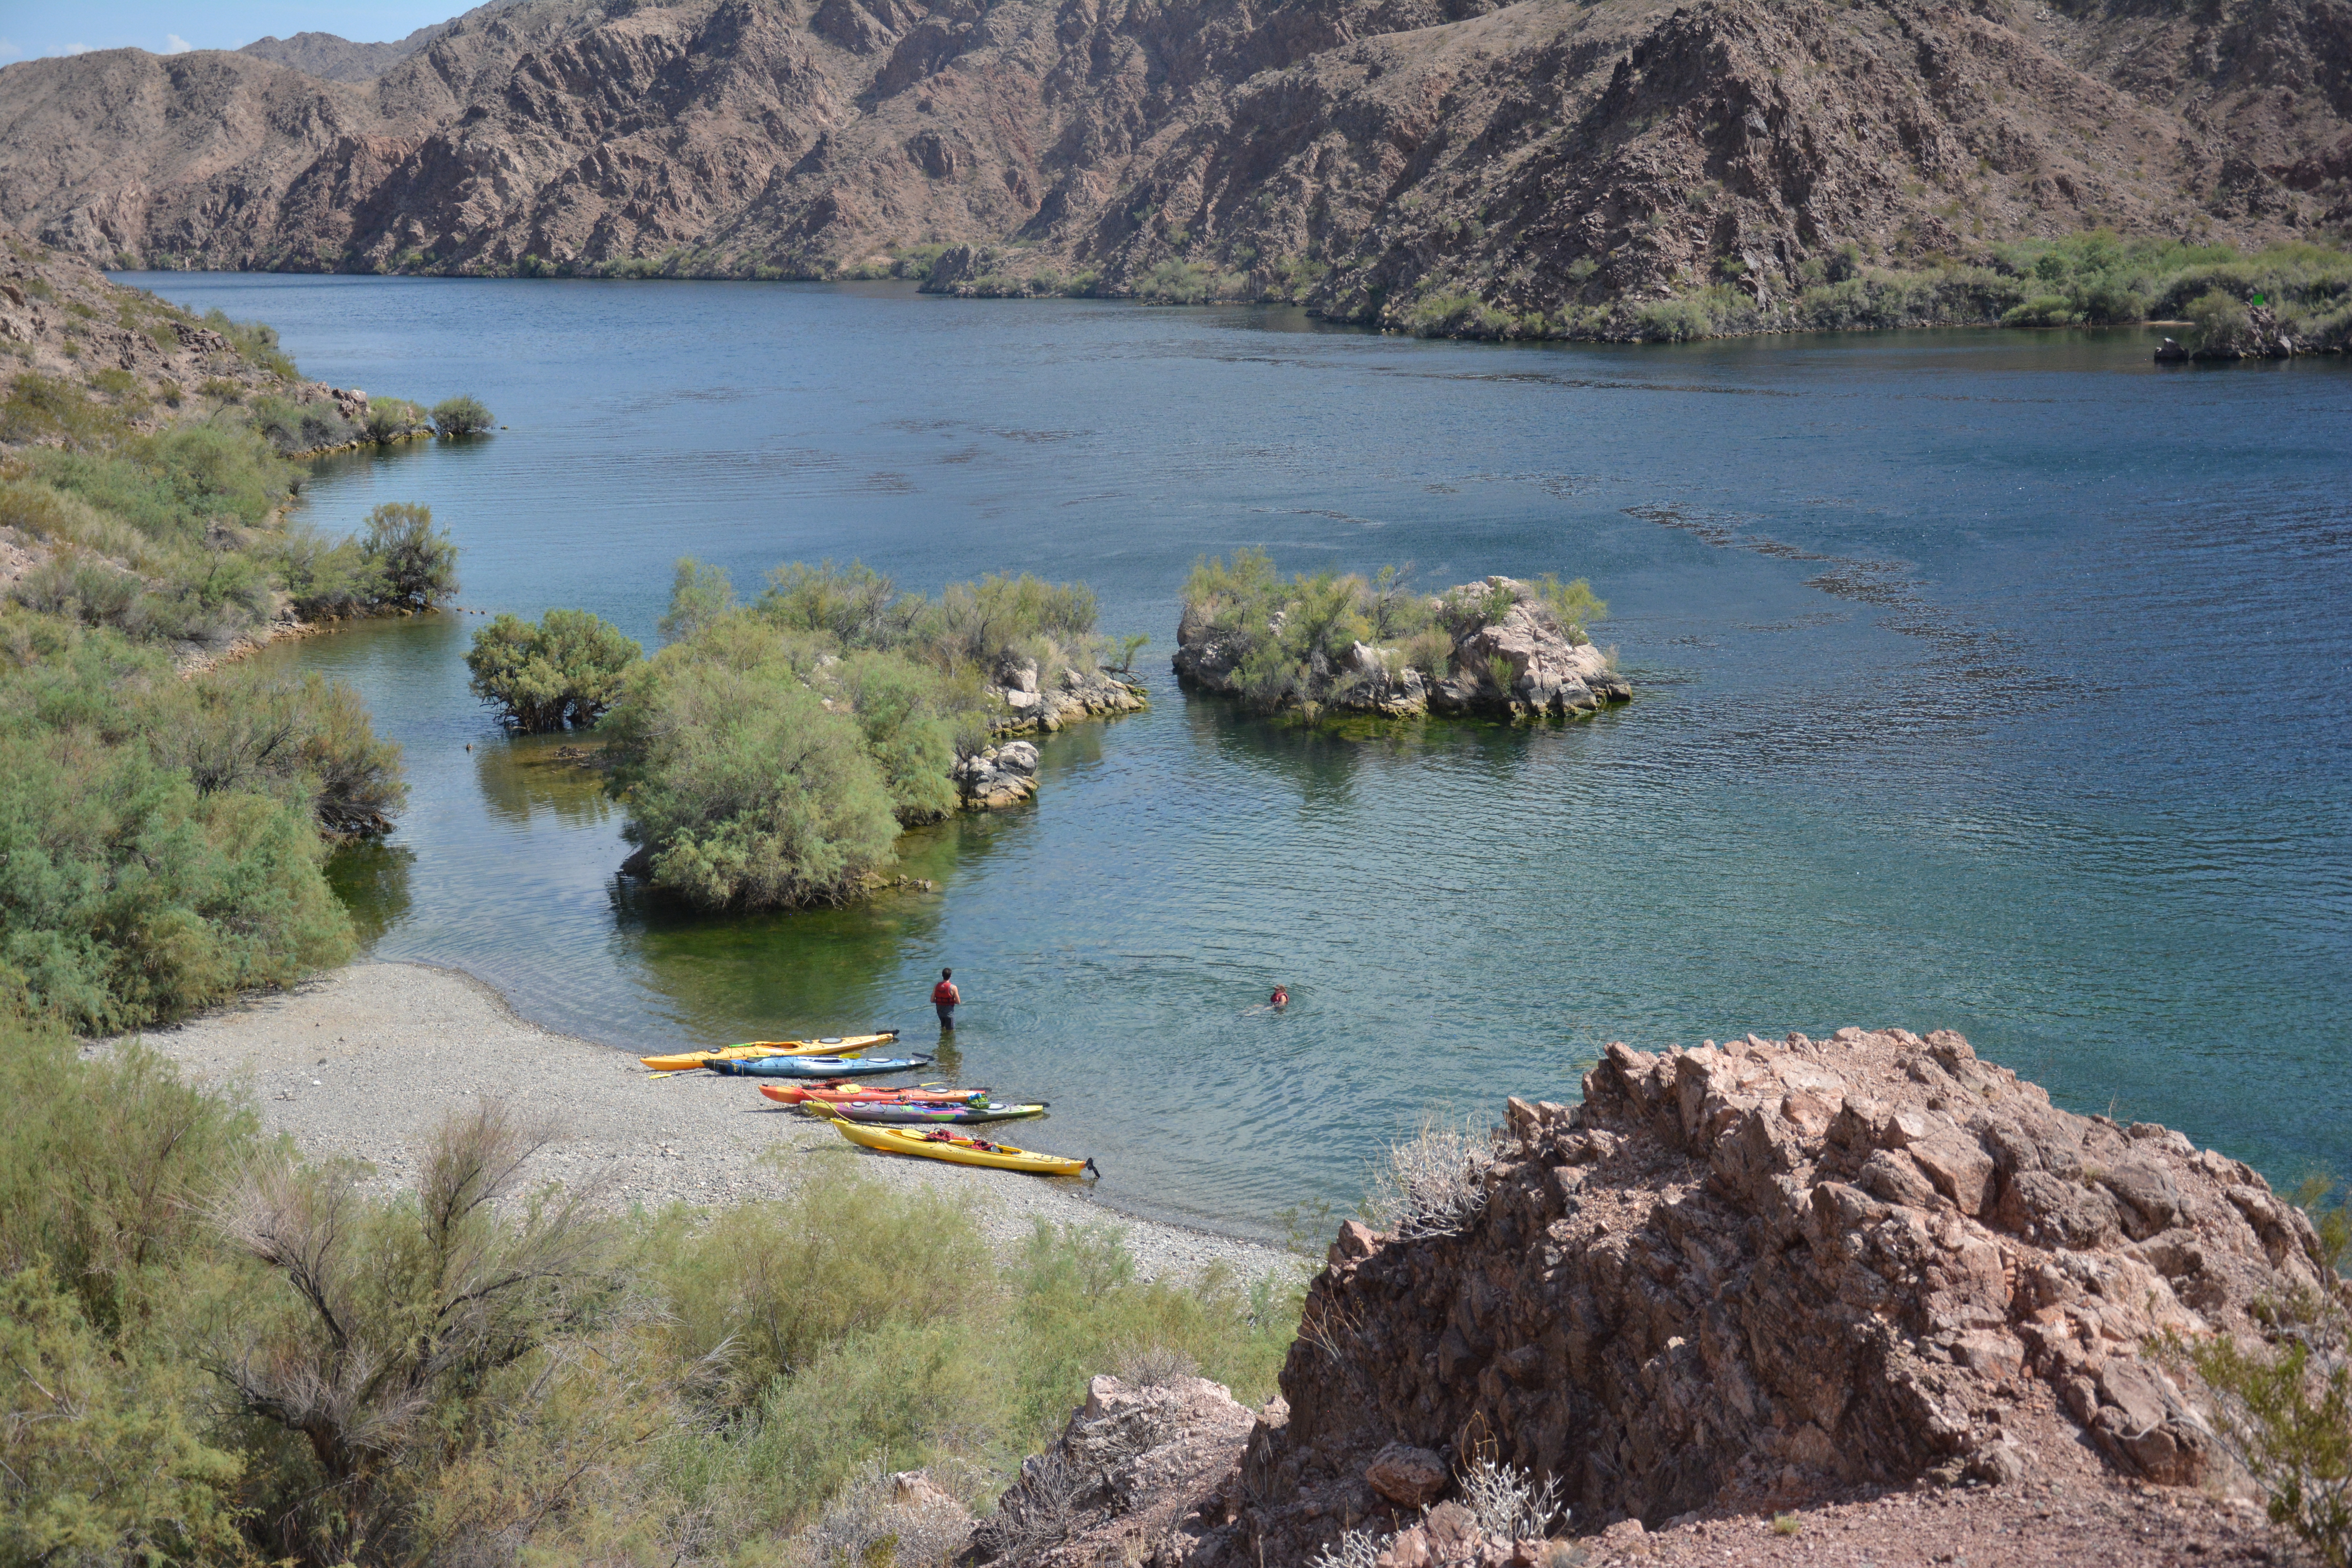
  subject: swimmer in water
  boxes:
[1270,985,1289,1009]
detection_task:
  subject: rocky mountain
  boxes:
[235,24,454,82]
[0,0,2345,325]
[958,1027,2342,1566]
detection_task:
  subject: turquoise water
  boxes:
[122,273,2352,1236]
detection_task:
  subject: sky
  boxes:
[0,0,463,62]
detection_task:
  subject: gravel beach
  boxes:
[100,961,1301,1288]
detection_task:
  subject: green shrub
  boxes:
[0,619,397,1025]
[359,501,459,609]
[201,307,296,379]
[361,396,428,441]
[601,619,903,909]
[2156,1178,2350,1568]
[656,1174,991,1407]
[213,1099,616,1561]
[246,394,357,455]
[836,651,960,824]
[465,608,644,731]
[658,556,736,646]
[430,394,494,436]
[2190,288,2261,356]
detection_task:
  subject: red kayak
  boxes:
[759,1082,986,1107]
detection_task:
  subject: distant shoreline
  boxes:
[102,960,1301,1287]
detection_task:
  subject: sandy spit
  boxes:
[96,961,1303,1288]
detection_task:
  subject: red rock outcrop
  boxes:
[0,0,2344,318]
[1190,1028,2336,1564]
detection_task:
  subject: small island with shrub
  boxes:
[463,560,1149,912]
[1173,550,1630,722]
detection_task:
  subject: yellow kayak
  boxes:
[829,1118,1098,1178]
[640,1031,899,1072]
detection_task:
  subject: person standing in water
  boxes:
[932,968,960,1030]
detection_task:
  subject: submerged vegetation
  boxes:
[0,247,459,1029]
[595,559,1123,911]
[0,1028,1299,1566]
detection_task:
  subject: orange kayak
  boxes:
[759,1082,986,1106]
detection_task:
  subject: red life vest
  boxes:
[932,980,957,1005]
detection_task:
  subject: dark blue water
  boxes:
[120,272,2352,1236]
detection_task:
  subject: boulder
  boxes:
[1363,1443,1448,1507]
[1203,1028,2331,1564]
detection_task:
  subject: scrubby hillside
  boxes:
[0,0,2347,337]
[0,233,466,1029]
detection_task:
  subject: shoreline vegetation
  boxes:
[1,236,482,1034]
[9,960,1299,1566]
[130,230,2352,358]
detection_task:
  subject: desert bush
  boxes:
[1310,1527,1387,1568]
[601,618,903,909]
[0,621,390,1025]
[143,664,407,835]
[660,556,737,646]
[833,651,960,824]
[2190,288,2261,357]
[1114,1343,1201,1387]
[360,501,459,608]
[788,1466,976,1568]
[431,394,495,436]
[1457,1456,1568,1540]
[202,307,297,379]
[1134,259,1241,304]
[1531,573,1606,643]
[362,396,429,442]
[1364,1112,1497,1240]
[212,1099,615,1560]
[466,608,644,731]
[0,1266,252,1567]
[656,1173,991,1406]
[2160,1179,2350,1568]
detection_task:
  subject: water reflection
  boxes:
[326,839,415,950]
[474,733,614,829]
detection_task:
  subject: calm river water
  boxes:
[122,273,2352,1237]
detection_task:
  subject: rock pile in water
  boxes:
[967,1029,2336,1566]
[1174,576,1631,722]
[987,657,1148,737]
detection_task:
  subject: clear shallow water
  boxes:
[121,273,2352,1236]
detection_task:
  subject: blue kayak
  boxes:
[706,1053,935,1079]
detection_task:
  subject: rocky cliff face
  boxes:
[0,0,2344,317]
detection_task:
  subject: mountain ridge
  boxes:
[1,0,2346,329]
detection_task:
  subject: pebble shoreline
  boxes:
[97,961,1303,1289]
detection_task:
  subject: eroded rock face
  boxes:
[987,659,1149,737]
[963,1374,1264,1568]
[0,0,2339,324]
[1217,1029,2332,1560]
[1174,576,1628,721]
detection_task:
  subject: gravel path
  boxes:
[99,962,1302,1288]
